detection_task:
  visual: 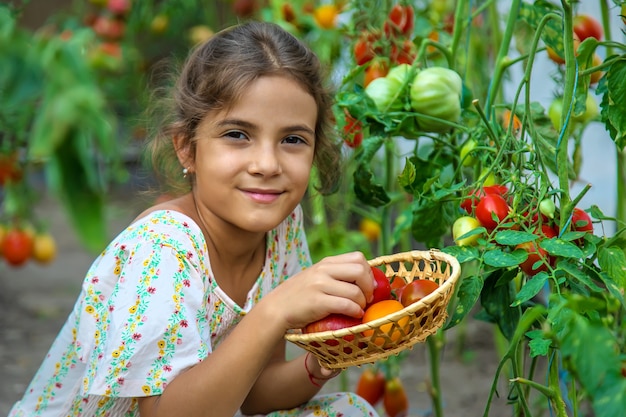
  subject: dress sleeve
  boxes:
[75,214,211,398]
[281,205,312,281]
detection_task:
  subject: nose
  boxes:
[247,142,282,176]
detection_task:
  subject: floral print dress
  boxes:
[8,207,378,417]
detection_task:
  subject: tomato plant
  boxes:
[475,193,510,231]
[355,367,386,406]
[383,376,409,417]
[400,279,439,307]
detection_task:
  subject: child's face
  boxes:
[190,75,317,233]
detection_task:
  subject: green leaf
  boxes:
[410,199,455,247]
[46,134,107,253]
[526,332,552,357]
[484,248,527,267]
[557,260,604,293]
[480,269,520,340]
[512,272,548,307]
[352,162,390,207]
[442,245,480,263]
[597,245,626,288]
[494,230,537,246]
[599,56,626,150]
[541,238,584,258]
[444,274,484,330]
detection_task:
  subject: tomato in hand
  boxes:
[362,300,408,345]
[2,228,33,267]
[475,193,510,231]
[383,376,409,417]
[355,367,386,406]
[370,267,392,305]
[303,314,362,335]
[400,279,439,307]
[573,14,603,41]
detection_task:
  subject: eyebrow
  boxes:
[216,119,315,137]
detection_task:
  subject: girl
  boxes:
[9,21,380,417]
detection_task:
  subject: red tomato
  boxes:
[516,240,551,276]
[573,14,603,41]
[0,153,22,186]
[354,39,375,66]
[475,193,510,231]
[364,60,389,87]
[2,228,33,267]
[390,39,416,65]
[343,112,364,148]
[371,267,392,305]
[303,314,362,335]
[384,4,414,37]
[383,377,409,417]
[355,367,386,406]
[399,279,439,307]
[571,208,593,233]
[460,185,508,214]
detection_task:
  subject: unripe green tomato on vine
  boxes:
[410,67,463,133]
[365,77,403,112]
[460,139,478,167]
[548,94,599,131]
[452,216,482,246]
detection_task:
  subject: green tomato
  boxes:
[549,94,599,132]
[365,77,403,112]
[460,139,478,167]
[410,67,463,133]
[539,198,556,220]
[452,216,482,246]
[386,63,412,86]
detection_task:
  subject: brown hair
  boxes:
[144,21,340,195]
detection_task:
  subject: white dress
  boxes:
[9,207,379,417]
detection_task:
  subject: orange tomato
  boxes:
[362,300,409,345]
[589,53,603,84]
[364,60,389,87]
[502,109,522,134]
[313,4,338,29]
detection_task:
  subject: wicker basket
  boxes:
[285,249,461,369]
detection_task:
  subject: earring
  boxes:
[182,167,189,178]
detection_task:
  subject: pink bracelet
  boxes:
[304,352,336,388]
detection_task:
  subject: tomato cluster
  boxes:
[83,0,132,71]
[302,266,440,344]
[355,367,409,417]
[352,3,417,81]
[0,225,57,267]
[453,184,595,276]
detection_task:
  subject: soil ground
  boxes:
[0,176,516,417]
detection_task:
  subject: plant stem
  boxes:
[427,331,445,417]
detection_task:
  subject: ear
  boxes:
[173,134,194,172]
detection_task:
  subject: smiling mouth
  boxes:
[241,189,283,203]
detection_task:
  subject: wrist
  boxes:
[304,352,340,387]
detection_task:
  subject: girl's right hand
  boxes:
[261,251,376,331]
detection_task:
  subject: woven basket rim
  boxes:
[285,249,460,342]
